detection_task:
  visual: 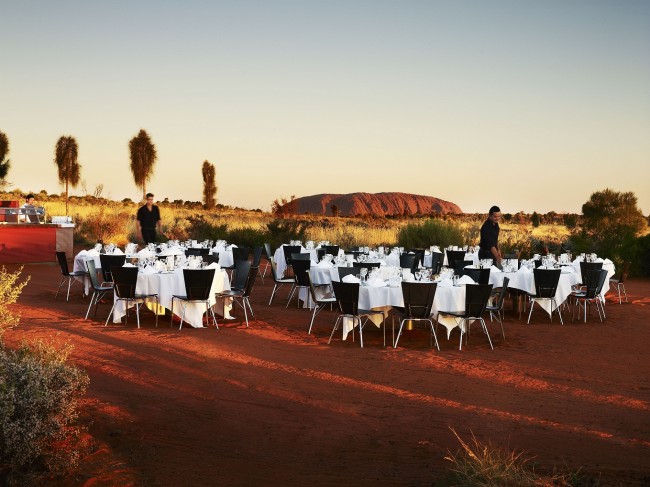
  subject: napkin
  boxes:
[206,262,220,270]
[123,263,135,267]
[316,260,332,268]
[113,248,124,255]
[561,266,573,274]
[517,265,531,274]
[342,274,360,284]
[87,248,99,256]
[142,266,156,274]
[437,278,452,288]
[603,258,613,264]
[367,278,385,287]
[138,248,152,257]
[458,275,475,285]
[490,265,501,273]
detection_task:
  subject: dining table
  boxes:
[110,264,232,328]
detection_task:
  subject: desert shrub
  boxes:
[184,215,228,241]
[444,429,584,487]
[635,234,650,277]
[0,340,89,483]
[74,206,133,245]
[226,227,268,248]
[397,219,464,249]
[266,218,308,249]
[0,267,29,341]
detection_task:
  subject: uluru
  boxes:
[280,192,462,217]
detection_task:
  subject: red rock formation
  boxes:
[281,192,462,216]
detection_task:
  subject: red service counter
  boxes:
[0,224,74,264]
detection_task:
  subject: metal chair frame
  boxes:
[106,266,159,328]
[306,270,336,334]
[328,280,385,348]
[268,257,294,305]
[216,266,259,327]
[55,251,88,301]
[436,283,494,350]
[392,281,439,349]
[171,268,218,330]
[84,259,114,320]
[572,269,608,323]
[527,268,563,325]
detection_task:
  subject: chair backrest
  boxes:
[232,246,250,262]
[409,249,425,267]
[270,257,283,282]
[446,250,466,269]
[579,262,602,284]
[533,268,561,298]
[401,281,437,319]
[241,266,259,297]
[324,245,340,257]
[464,284,493,318]
[182,268,216,300]
[111,266,139,299]
[336,267,361,281]
[251,246,264,267]
[616,260,630,284]
[316,248,326,261]
[582,269,602,299]
[99,254,126,283]
[291,259,312,287]
[204,253,220,265]
[331,280,360,316]
[355,262,381,270]
[595,268,609,296]
[231,259,252,290]
[399,253,418,272]
[85,259,102,290]
[453,260,473,276]
[56,251,70,276]
[282,245,301,265]
[185,248,210,256]
[464,268,490,285]
[493,276,510,310]
[504,253,518,259]
[428,252,442,273]
[290,252,311,262]
[264,243,274,261]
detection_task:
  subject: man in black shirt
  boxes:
[136,193,162,244]
[479,205,502,266]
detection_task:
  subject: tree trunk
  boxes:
[65,179,69,215]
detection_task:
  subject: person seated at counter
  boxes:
[19,194,40,223]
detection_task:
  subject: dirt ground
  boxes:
[4,260,650,486]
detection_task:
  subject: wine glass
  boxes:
[359,267,368,283]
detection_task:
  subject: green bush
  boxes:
[74,207,133,245]
[226,228,268,248]
[396,219,464,249]
[186,215,229,241]
[0,341,89,482]
[0,267,29,341]
[266,219,308,249]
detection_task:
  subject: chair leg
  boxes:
[394,318,405,348]
[480,318,494,349]
[55,276,65,299]
[427,319,440,351]
[85,291,96,320]
[328,316,342,344]
[357,316,364,348]
[105,302,117,326]
[269,284,280,305]
[308,304,322,334]
[554,299,564,325]
[285,284,297,308]
[170,297,176,327]
[66,277,73,301]
[527,300,535,324]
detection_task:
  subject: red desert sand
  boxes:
[4,261,650,486]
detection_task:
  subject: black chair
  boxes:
[572,269,608,323]
[409,249,426,268]
[453,260,474,277]
[464,267,491,285]
[485,276,509,340]
[55,251,88,301]
[316,248,326,262]
[290,252,312,262]
[203,253,220,265]
[527,268,563,324]
[399,253,418,273]
[84,259,113,320]
[579,261,603,286]
[286,259,312,308]
[328,280,385,348]
[427,252,443,274]
[392,281,439,349]
[355,262,381,270]
[231,260,252,291]
[185,248,210,257]
[106,266,159,328]
[437,284,494,350]
[282,245,301,277]
[268,257,294,305]
[446,250,466,270]
[337,267,362,281]
[251,246,264,282]
[232,246,250,262]
[323,245,340,257]
[217,266,258,327]
[609,261,629,304]
[171,269,218,329]
[99,254,126,286]
[261,243,274,281]
[307,270,337,334]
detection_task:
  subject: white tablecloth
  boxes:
[112,268,231,328]
[273,245,317,278]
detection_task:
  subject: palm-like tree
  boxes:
[201,160,217,209]
[129,129,157,201]
[54,136,81,215]
[0,131,10,186]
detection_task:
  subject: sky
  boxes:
[2,0,649,214]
